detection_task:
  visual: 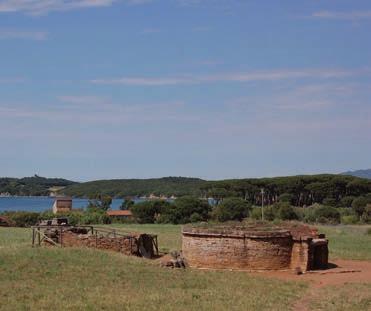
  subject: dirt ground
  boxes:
[252,259,371,287]
[250,260,371,311]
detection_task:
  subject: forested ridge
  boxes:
[62,177,205,198]
[200,174,371,207]
[0,175,76,196]
[2,175,371,209]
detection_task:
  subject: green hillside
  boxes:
[60,174,371,208]
[62,177,206,198]
[0,175,77,196]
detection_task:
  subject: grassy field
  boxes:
[310,283,371,311]
[0,224,370,310]
[318,225,371,261]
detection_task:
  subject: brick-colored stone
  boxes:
[182,225,328,272]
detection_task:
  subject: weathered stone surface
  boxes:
[43,228,156,258]
[182,225,328,272]
[61,231,139,255]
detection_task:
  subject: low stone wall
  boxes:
[43,227,156,258]
[182,229,294,270]
[182,225,328,272]
[61,231,139,256]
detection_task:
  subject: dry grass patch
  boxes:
[310,283,371,311]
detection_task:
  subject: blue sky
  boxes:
[0,0,370,181]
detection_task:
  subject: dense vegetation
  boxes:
[2,175,371,206]
[0,175,76,196]
[2,174,371,226]
[62,177,206,197]
[200,174,371,207]
[62,175,371,209]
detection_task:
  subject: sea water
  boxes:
[0,197,124,213]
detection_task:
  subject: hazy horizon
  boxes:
[4,168,371,183]
[1,0,370,180]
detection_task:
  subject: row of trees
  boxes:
[201,175,371,207]
[63,177,204,198]
[129,198,371,226]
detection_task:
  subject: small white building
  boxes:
[52,197,72,214]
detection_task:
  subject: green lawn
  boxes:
[0,224,370,311]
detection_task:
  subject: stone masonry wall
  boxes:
[290,240,311,272]
[182,232,293,270]
[60,231,139,256]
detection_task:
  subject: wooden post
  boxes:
[37,227,41,246]
[32,228,35,247]
[155,236,159,256]
[95,230,98,248]
[60,228,63,247]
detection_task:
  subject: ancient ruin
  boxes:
[182,223,328,272]
[32,223,158,259]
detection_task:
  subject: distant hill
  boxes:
[341,169,371,180]
[61,174,371,205]
[2,174,371,202]
[62,177,206,198]
[0,175,77,196]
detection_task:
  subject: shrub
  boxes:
[3,211,40,227]
[352,197,369,217]
[131,200,170,223]
[341,215,359,225]
[275,203,298,220]
[314,206,341,224]
[263,206,276,221]
[81,211,111,225]
[360,204,371,224]
[250,207,263,220]
[293,207,305,221]
[167,196,210,224]
[302,208,317,223]
[322,197,337,207]
[189,212,203,223]
[212,197,251,222]
[278,193,294,204]
[340,196,355,208]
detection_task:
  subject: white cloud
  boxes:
[312,10,371,20]
[0,0,150,15]
[0,29,48,40]
[91,68,368,86]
